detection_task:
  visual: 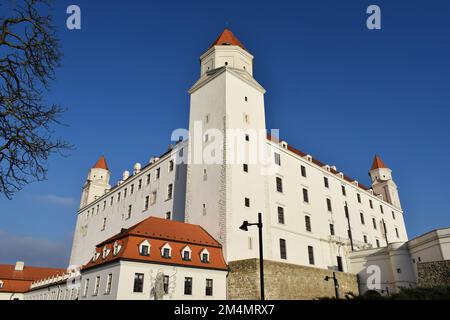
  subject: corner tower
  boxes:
[369,155,402,209]
[79,155,111,208]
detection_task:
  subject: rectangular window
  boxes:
[301,165,307,177]
[103,201,106,210]
[146,174,151,185]
[138,179,142,190]
[117,192,121,202]
[376,239,380,247]
[308,246,315,265]
[276,177,283,193]
[326,198,332,212]
[324,177,329,188]
[163,275,169,294]
[337,256,343,272]
[395,228,399,238]
[245,197,250,207]
[277,207,285,224]
[392,211,396,220]
[169,160,174,172]
[330,224,335,236]
[369,199,373,209]
[363,235,368,243]
[83,279,89,297]
[380,205,384,214]
[280,239,287,259]
[140,245,149,256]
[167,184,173,200]
[101,218,107,231]
[133,273,144,293]
[201,253,209,263]
[205,279,213,296]
[130,184,134,195]
[110,197,113,206]
[183,251,191,261]
[341,186,346,196]
[124,188,127,198]
[243,164,248,172]
[184,277,192,295]
[127,205,132,219]
[357,193,361,203]
[372,218,377,229]
[302,188,309,203]
[105,274,112,295]
[156,168,160,179]
[344,205,349,218]
[245,134,250,142]
[151,191,157,205]
[166,212,171,220]
[93,276,100,296]
[360,212,365,225]
[144,196,149,210]
[163,248,170,258]
[274,153,281,166]
[305,215,312,232]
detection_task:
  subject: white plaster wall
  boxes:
[70,142,188,267]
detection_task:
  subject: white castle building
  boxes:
[69,29,408,276]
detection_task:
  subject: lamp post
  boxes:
[324,272,340,299]
[240,212,264,301]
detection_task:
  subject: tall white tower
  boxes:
[369,155,402,209]
[185,29,270,262]
[79,155,111,208]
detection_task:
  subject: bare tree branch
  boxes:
[0,0,71,199]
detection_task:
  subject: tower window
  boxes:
[303,188,309,203]
[243,164,248,172]
[369,199,373,209]
[326,198,332,212]
[395,228,399,238]
[277,207,285,224]
[245,198,250,207]
[308,246,315,265]
[357,193,361,203]
[280,239,287,259]
[245,134,250,142]
[380,205,384,214]
[360,212,365,225]
[224,62,228,66]
[392,211,396,220]
[305,215,312,232]
[341,186,346,196]
[276,177,283,193]
[330,224,335,236]
[244,96,248,102]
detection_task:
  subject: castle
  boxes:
[7,29,447,301]
[70,29,406,274]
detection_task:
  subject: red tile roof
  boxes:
[267,134,371,191]
[370,155,387,170]
[84,217,228,272]
[0,265,66,293]
[210,28,246,50]
[93,155,109,170]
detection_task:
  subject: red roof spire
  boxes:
[210,28,246,50]
[93,155,109,170]
[370,155,387,170]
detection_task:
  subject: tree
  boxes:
[0,0,70,199]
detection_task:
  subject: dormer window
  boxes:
[200,249,210,263]
[139,240,150,256]
[113,241,121,256]
[161,243,172,258]
[102,246,110,259]
[0,280,3,289]
[93,250,100,261]
[182,246,192,261]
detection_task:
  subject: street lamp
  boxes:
[324,272,340,299]
[239,212,264,301]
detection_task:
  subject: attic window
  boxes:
[0,280,3,288]
[201,249,210,263]
[139,240,150,256]
[225,62,228,66]
[113,241,121,255]
[161,243,172,258]
[182,246,192,261]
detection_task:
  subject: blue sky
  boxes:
[1,0,449,267]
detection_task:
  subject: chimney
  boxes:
[15,261,25,271]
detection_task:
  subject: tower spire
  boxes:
[93,155,109,171]
[370,154,387,171]
[210,28,246,50]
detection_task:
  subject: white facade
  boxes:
[349,227,450,295]
[70,142,188,266]
[79,260,227,300]
[70,29,408,277]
